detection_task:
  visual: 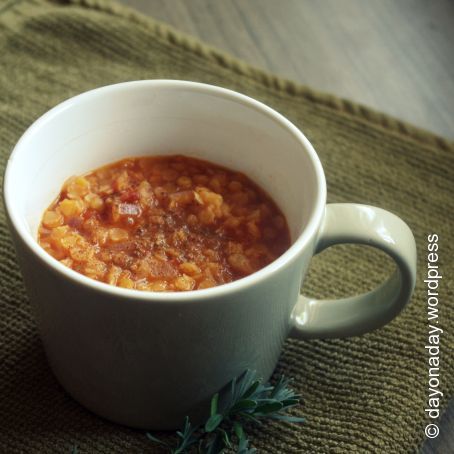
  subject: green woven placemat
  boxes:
[1,0,453,452]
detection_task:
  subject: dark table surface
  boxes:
[120,0,454,140]
[118,1,454,452]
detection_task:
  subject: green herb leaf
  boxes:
[205,414,223,433]
[219,428,232,448]
[146,369,304,453]
[230,399,257,413]
[173,416,199,454]
[239,412,262,424]
[242,380,260,399]
[269,414,305,423]
[236,370,255,398]
[236,427,256,454]
[282,399,299,407]
[146,433,169,447]
[210,393,219,417]
[255,400,283,414]
[203,431,227,454]
[233,421,244,440]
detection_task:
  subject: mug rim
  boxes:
[3,79,327,302]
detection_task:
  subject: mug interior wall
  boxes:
[10,83,319,243]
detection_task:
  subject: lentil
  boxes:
[38,155,291,291]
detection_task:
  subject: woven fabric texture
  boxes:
[0,0,453,452]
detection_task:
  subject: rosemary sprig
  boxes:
[146,370,304,453]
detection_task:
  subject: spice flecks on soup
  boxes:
[38,155,291,291]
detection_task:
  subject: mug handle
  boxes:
[290,203,417,338]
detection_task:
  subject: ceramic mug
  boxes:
[3,80,417,429]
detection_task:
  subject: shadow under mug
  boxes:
[3,80,417,429]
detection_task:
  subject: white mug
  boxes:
[3,80,417,429]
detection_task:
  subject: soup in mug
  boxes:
[38,155,291,291]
